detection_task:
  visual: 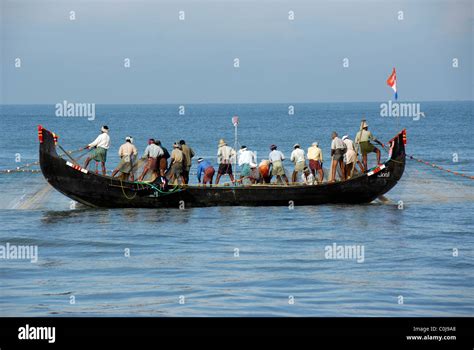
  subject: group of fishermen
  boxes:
[83,126,195,186]
[82,120,382,186]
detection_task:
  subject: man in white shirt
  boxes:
[238,146,256,183]
[138,138,164,181]
[301,166,315,185]
[269,144,289,185]
[290,143,306,183]
[342,135,359,179]
[84,125,111,175]
[329,131,346,182]
[112,136,138,181]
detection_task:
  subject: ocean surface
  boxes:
[0,102,473,316]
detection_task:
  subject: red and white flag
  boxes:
[386,68,398,100]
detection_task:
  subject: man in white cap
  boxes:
[307,141,324,183]
[138,138,163,182]
[84,125,110,175]
[342,135,357,179]
[168,142,186,185]
[290,143,305,183]
[216,138,236,185]
[355,120,381,172]
[269,144,289,185]
[196,157,215,187]
[112,136,138,181]
[301,166,315,185]
[238,146,256,184]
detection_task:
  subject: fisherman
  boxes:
[216,139,236,185]
[111,136,138,181]
[138,138,163,181]
[258,159,272,184]
[179,140,195,184]
[249,164,260,184]
[155,140,170,177]
[238,146,256,183]
[196,158,215,187]
[83,125,110,175]
[307,141,324,183]
[330,132,346,182]
[342,135,358,179]
[168,142,186,185]
[301,166,315,185]
[290,143,306,183]
[269,144,289,185]
[355,120,382,172]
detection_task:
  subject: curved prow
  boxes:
[388,129,406,160]
[38,125,59,158]
[386,129,406,182]
[38,125,63,183]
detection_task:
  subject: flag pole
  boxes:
[232,115,239,180]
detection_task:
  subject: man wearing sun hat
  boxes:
[216,138,236,184]
[355,120,381,172]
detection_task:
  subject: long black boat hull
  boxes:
[39,126,406,208]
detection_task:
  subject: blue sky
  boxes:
[1,0,472,103]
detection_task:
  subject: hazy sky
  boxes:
[1,0,472,103]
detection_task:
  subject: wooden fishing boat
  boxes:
[38,125,406,208]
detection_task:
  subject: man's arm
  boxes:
[141,145,150,160]
[87,135,101,148]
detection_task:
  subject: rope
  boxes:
[0,146,85,174]
[118,179,137,200]
[408,155,474,180]
[378,142,473,180]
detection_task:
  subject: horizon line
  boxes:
[1,99,473,106]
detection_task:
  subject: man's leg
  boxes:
[84,157,91,169]
[362,154,368,171]
[375,148,381,164]
[330,160,336,182]
[101,162,106,176]
[138,167,149,181]
[339,160,345,180]
[184,169,189,184]
[318,168,324,183]
[292,171,297,183]
[309,162,316,177]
